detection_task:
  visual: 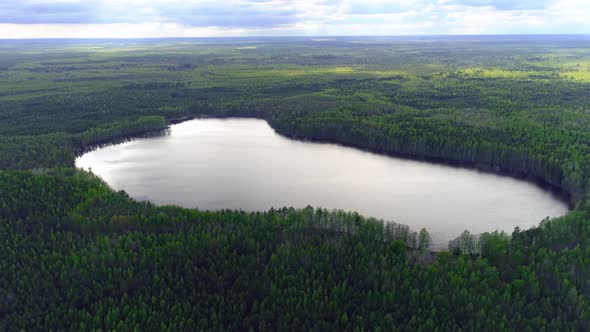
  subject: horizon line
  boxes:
[1,33,590,41]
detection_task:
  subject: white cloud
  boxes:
[0,0,588,38]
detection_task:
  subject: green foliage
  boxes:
[1,170,590,330]
[419,228,432,250]
[75,116,168,149]
[1,36,590,330]
[0,133,75,169]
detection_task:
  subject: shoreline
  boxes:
[75,115,574,250]
[77,113,574,208]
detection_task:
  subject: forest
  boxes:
[1,35,590,330]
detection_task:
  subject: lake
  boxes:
[76,118,569,247]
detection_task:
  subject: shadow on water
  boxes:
[74,128,171,157]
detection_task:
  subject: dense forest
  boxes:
[2,36,590,330]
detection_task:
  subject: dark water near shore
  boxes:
[76,118,569,247]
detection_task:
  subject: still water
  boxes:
[76,118,569,247]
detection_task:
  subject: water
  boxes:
[76,118,569,247]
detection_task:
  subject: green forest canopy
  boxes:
[2,36,590,330]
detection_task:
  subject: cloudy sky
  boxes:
[0,0,588,38]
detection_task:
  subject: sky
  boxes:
[0,0,588,38]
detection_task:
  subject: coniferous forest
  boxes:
[2,36,590,330]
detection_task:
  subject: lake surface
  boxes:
[76,118,569,247]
